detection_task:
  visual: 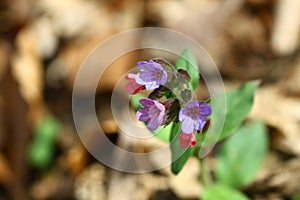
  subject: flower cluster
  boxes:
[126,59,212,148]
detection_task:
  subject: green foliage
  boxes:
[130,51,259,178]
[130,49,200,143]
[153,123,173,142]
[170,123,195,174]
[28,116,61,169]
[130,82,258,175]
[216,121,268,187]
[28,142,55,169]
[130,93,144,111]
[201,81,258,145]
[293,194,300,200]
[169,49,199,174]
[202,184,250,200]
[175,48,199,90]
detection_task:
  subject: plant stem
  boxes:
[199,158,212,187]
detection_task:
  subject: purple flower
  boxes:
[179,132,196,148]
[179,101,212,134]
[125,73,145,94]
[135,60,168,90]
[136,98,165,130]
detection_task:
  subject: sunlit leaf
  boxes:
[201,81,258,145]
[34,116,61,142]
[202,184,250,200]
[293,194,300,200]
[216,121,268,187]
[130,93,144,110]
[28,116,61,169]
[170,123,195,174]
[175,48,199,91]
[28,142,55,169]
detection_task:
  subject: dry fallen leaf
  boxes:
[249,85,300,155]
[11,25,47,124]
[271,0,300,55]
[74,163,107,200]
[168,157,202,199]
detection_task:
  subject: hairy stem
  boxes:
[199,158,212,186]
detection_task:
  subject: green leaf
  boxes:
[130,93,145,110]
[34,116,61,142]
[201,81,258,145]
[152,123,173,142]
[216,121,268,187]
[28,116,61,169]
[293,194,300,200]
[202,184,250,200]
[175,48,199,91]
[28,141,55,169]
[170,123,195,174]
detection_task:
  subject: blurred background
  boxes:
[0,0,300,199]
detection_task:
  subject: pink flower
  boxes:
[179,132,196,148]
[135,60,168,90]
[136,98,165,130]
[179,101,212,134]
[125,73,145,94]
[178,101,211,148]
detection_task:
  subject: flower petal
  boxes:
[135,60,167,89]
[139,70,161,82]
[147,102,165,130]
[198,102,212,116]
[136,61,148,66]
[195,116,206,131]
[136,74,159,90]
[135,73,148,85]
[178,107,186,121]
[139,98,154,107]
[189,134,196,147]
[153,100,165,111]
[157,70,168,85]
[137,62,160,74]
[125,74,145,94]
[179,132,196,148]
[144,82,160,90]
[136,99,165,130]
[181,117,195,133]
[147,114,163,130]
[179,132,190,148]
[136,108,150,122]
[185,100,199,110]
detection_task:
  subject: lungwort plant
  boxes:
[126,49,268,200]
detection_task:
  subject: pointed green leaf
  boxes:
[152,123,173,142]
[34,116,61,142]
[202,184,250,200]
[175,48,199,91]
[130,93,145,110]
[28,116,61,169]
[170,123,195,174]
[216,121,268,187]
[293,194,300,200]
[201,81,258,145]
[28,142,55,169]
